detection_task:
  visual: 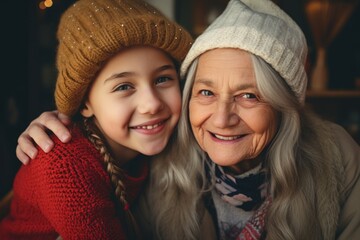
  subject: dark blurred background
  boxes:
[1,0,359,199]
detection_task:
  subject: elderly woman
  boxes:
[14,0,360,239]
[149,0,360,239]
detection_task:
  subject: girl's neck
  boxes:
[121,154,149,176]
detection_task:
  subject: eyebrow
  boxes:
[104,72,132,83]
[104,64,176,83]
[194,78,256,91]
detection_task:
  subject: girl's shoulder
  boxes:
[46,124,100,160]
[13,124,112,200]
[25,124,107,180]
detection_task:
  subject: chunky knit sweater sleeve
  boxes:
[334,124,360,240]
[0,126,145,240]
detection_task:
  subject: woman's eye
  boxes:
[114,84,133,92]
[242,93,257,99]
[234,92,259,102]
[200,90,213,96]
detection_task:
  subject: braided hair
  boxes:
[81,117,141,239]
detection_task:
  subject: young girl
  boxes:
[0,0,196,239]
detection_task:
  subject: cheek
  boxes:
[90,96,131,128]
[189,101,206,147]
[248,109,278,142]
[189,101,201,128]
[94,108,132,144]
[96,107,125,127]
[86,87,108,114]
[161,86,182,116]
[170,90,182,116]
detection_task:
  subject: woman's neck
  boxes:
[225,152,266,175]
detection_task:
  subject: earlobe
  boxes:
[81,103,94,118]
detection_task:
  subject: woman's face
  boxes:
[189,48,278,173]
[82,46,181,164]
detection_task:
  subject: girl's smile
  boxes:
[81,46,181,164]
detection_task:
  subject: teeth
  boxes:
[134,122,161,130]
[214,134,240,140]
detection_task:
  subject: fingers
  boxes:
[58,112,72,126]
[15,111,72,164]
[37,111,72,143]
[16,122,53,164]
[25,122,55,152]
[16,144,34,165]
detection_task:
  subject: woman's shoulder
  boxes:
[327,122,360,158]
[326,126,360,239]
[326,122,360,194]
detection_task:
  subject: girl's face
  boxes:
[189,48,278,174]
[82,46,181,164]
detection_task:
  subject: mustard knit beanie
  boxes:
[55,0,193,116]
[181,0,308,104]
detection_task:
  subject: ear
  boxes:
[80,101,94,118]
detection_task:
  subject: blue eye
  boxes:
[114,84,133,92]
[234,92,261,105]
[156,76,171,85]
[200,90,213,96]
[242,93,257,99]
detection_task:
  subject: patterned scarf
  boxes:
[213,163,267,211]
[236,197,271,240]
[208,161,270,240]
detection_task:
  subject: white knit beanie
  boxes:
[181,0,308,104]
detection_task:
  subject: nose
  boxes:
[212,98,240,128]
[137,88,164,115]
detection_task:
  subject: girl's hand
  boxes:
[16,111,72,164]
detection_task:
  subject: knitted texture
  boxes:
[55,0,193,116]
[180,0,308,104]
[0,126,149,240]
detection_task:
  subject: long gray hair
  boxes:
[251,53,343,239]
[143,51,343,240]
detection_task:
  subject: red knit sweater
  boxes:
[0,125,149,240]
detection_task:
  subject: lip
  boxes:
[130,118,169,135]
[208,131,248,143]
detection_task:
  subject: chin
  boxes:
[210,158,239,167]
[141,145,167,156]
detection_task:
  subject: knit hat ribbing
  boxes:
[180,0,308,104]
[55,0,193,116]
